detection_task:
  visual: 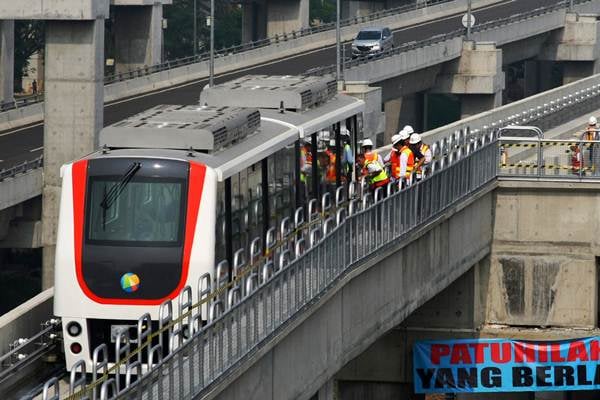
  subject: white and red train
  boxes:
[53,75,365,371]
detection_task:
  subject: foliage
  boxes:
[164,0,242,60]
[310,0,336,25]
[13,21,44,92]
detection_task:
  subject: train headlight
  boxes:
[66,322,82,337]
[70,342,82,354]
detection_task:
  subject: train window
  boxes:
[86,179,184,244]
[268,145,296,227]
[229,161,263,254]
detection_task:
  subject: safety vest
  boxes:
[416,143,430,174]
[362,151,379,177]
[300,146,312,183]
[325,149,336,183]
[401,146,415,178]
[585,127,597,141]
[364,151,389,185]
[389,149,401,180]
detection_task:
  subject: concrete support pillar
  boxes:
[243,0,308,41]
[343,81,384,141]
[242,1,266,42]
[42,20,104,288]
[433,41,505,119]
[266,0,309,37]
[341,1,385,20]
[562,60,600,84]
[523,60,539,98]
[537,60,556,92]
[384,98,402,143]
[114,4,163,74]
[539,13,600,85]
[460,92,502,119]
[383,93,424,142]
[0,20,14,103]
[317,379,337,400]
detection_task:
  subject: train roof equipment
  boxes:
[98,75,364,181]
[199,75,337,111]
[100,105,261,153]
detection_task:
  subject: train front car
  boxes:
[54,105,260,371]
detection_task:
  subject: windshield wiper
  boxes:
[100,162,141,211]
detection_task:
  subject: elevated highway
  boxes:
[0,0,560,174]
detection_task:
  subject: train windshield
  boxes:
[87,177,185,244]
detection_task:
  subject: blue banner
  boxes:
[414,338,600,393]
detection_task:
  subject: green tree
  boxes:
[164,0,241,60]
[13,21,44,93]
[310,0,336,25]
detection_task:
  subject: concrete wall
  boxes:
[0,169,42,211]
[487,180,600,328]
[0,288,53,356]
[206,186,495,400]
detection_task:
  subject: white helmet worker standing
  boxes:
[361,138,385,178]
[586,116,598,141]
[409,132,432,180]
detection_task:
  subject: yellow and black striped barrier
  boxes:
[500,163,595,172]
[501,142,595,148]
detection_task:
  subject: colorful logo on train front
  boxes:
[120,273,140,293]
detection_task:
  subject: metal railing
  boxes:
[307,0,573,77]
[44,40,600,400]
[102,0,454,85]
[0,319,61,384]
[0,156,43,182]
[60,129,498,400]
[0,94,44,113]
[499,137,600,179]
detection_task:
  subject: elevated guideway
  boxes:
[22,72,600,400]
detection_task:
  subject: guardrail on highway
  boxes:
[307,0,573,77]
[0,157,43,183]
[102,0,453,85]
[0,95,43,113]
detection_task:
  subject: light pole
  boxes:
[209,0,215,87]
[568,0,574,11]
[193,0,197,56]
[466,0,472,41]
[336,0,341,84]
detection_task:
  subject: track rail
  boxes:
[0,319,62,385]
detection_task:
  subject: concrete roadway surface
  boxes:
[0,0,553,172]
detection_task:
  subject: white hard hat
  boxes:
[367,162,382,174]
[409,133,422,144]
[329,139,336,147]
[361,138,373,147]
[589,116,597,126]
[403,125,414,135]
[391,134,400,144]
[398,130,410,141]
